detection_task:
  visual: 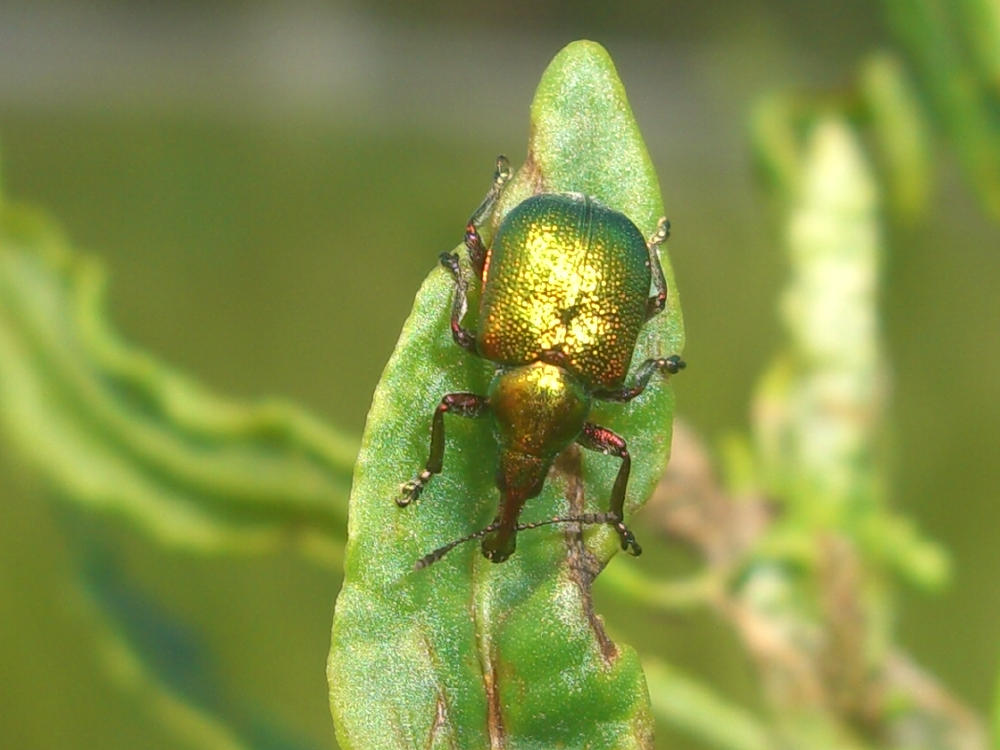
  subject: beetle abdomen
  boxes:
[478,193,650,389]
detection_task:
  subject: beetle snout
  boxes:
[481,530,516,563]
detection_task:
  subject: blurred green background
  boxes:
[0,1,998,748]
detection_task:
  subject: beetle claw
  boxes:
[439,251,461,276]
[648,216,671,246]
[494,155,512,184]
[613,519,643,556]
[664,355,686,374]
[396,478,425,507]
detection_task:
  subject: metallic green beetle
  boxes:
[397,157,685,567]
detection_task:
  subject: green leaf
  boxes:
[329,41,683,749]
[86,593,258,750]
[748,93,806,201]
[883,0,1000,219]
[0,200,356,560]
[859,52,933,221]
[70,548,284,750]
[75,536,320,750]
[957,0,1000,97]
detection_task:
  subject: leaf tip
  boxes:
[552,39,614,64]
[537,39,622,98]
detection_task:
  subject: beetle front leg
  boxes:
[396,393,489,507]
[592,355,685,403]
[576,423,642,556]
[645,217,670,320]
[464,155,512,277]
[438,252,480,355]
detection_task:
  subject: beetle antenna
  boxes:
[414,522,502,570]
[515,511,621,531]
[414,512,628,570]
[515,512,642,556]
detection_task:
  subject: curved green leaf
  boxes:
[329,41,683,749]
[958,0,1000,95]
[883,0,1000,219]
[0,200,355,560]
[748,93,806,201]
[65,522,326,750]
[859,52,933,221]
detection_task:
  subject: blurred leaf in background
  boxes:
[0,198,355,558]
[882,0,1000,219]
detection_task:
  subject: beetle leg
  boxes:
[645,217,670,320]
[438,252,480,355]
[464,155,512,277]
[396,393,489,507]
[592,355,686,403]
[576,423,642,555]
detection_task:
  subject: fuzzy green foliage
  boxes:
[859,53,933,221]
[882,0,1000,219]
[0,200,356,560]
[734,116,956,750]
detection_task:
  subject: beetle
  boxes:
[397,156,684,568]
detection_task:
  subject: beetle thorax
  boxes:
[488,362,591,459]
